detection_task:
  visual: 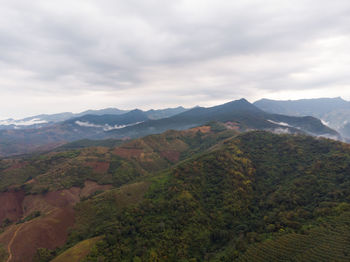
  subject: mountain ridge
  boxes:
[0,107,188,130]
[0,99,341,157]
[106,98,339,140]
[254,97,350,138]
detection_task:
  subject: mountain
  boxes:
[107,98,339,140]
[340,123,350,138]
[144,106,188,120]
[254,97,350,138]
[0,112,74,130]
[0,128,349,261]
[0,110,149,157]
[0,107,188,131]
[0,108,129,130]
[0,107,187,157]
[0,99,340,157]
[76,108,128,117]
[68,131,350,261]
[66,109,149,131]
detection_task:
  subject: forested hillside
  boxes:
[0,125,349,261]
[41,131,350,262]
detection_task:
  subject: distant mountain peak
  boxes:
[217,98,262,113]
[256,97,347,103]
[128,109,145,114]
[238,98,249,102]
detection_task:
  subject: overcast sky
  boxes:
[1,0,350,118]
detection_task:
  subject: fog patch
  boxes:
[75,120,143,131]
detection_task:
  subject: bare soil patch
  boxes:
[0,180,112,262]
[160,150,181,162]
[113,147,144,159]
[0,191,25,224]
[8,207,75,262]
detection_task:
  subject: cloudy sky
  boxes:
[1,0,350,118]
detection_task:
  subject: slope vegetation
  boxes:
[0,124,237,261]
[57,131,350,261]
[0,124,236,194]
[1,126,349,261]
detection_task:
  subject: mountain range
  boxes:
[106,98,339,139]
[0,107,187,130]
[0,99,339,157]
[0,97,349,261]
[254,97,350,138]
[0,108,128,130]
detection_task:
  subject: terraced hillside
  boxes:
[238,211,350,262]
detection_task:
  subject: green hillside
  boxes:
[1,127,349,261]
[50,131,350,262]
[238,211,350,262]
[0,124,237,194]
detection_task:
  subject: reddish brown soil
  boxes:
[0,224,17,248]
[34,142,66,152]
[22,194,55,217]
[80,181,112,198]
[225,121,240,130]
[0,191,25,224]
[2,161,28,173]
[8,207,75,262]
[160,150,181,162]
[85,161,110,174]
[0,181,112,262]
[80,146,109,156]
[25,179,35,185]
[185,126,211,134]
[22,187,81,217]
[113,147,144,159]
[44,187,81,208]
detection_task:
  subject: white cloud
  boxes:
[0,118,47,126]
[75,120,143,131]
[1,0,350,118]
[268,120,292,127]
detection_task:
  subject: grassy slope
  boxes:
[51,237,102,262]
